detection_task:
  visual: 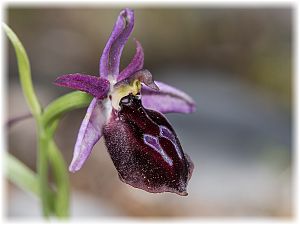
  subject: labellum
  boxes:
[104,93,194,195]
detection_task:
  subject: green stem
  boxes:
[37,126,51,217]
[47,140,69,218]
[46,119,59,138]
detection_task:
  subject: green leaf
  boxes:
[5,153,39,196]
[42,91,92,126]
[3,23,41,118]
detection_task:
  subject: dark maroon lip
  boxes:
[103,94,194,196]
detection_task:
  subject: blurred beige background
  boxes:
[6,7,292,218]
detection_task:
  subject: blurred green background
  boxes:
[6,7,292,218]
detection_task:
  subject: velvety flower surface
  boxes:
[54,8,196,195]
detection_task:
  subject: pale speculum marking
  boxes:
[159,126,183,159]
[143,134,173,166]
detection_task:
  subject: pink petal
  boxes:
[117,39,144,82]
[141,81,196,114]
[69,98,107,172]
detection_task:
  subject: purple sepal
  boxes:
[141,81,196,114]
[54,73,110,99]
[117,39,144,82]
[103,94,194,195]
[99,8,134,78]
[69,98,106,172]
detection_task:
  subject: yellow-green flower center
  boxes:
[110,79,141,109]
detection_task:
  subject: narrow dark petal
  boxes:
[141,81,196,114]
[69,98,107,172]
[54,73,110,99]
[103,94,194,195]
[117,39,144,82]
[99,8,134,78]
[114,69,159,91]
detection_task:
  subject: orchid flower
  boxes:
[54,8,195,196]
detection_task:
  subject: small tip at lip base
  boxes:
[173,184,189,196]
[166,186,188,196]
[176,190,188,196]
